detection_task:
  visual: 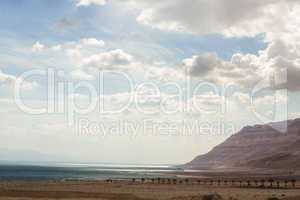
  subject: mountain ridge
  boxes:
[185,118,300,170]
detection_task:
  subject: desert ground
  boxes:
[0,180,299,200]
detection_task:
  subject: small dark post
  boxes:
[173,179,177,184]
[185,178,189,185]
[268,179,274,188]
[291,179,296,188]
[231,180,235,186]
[168,179,172,184]
[247,180,251,187]
[276,181,280,189]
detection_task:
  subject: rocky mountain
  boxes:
[186,118,300,170]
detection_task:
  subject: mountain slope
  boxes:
[186,118,300,170]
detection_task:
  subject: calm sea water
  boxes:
[0,163,183,181]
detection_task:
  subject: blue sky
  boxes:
[0,0,267,70]
[0,0,299,164]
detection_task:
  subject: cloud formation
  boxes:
[32,42,46,53]
[31,38,105,53]
[81,49,134,70]
[75,0,107,7]
[124,0,299,38]
[80,38,105,47]
[31,1,300,91]
[182,53,220,76]
[180,38,300,91]
[31,38,144,80]
[116,0,300,91]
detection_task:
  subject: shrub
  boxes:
[202,193,223,200]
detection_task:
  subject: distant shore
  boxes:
[0,164,299,199]
[171,168,300,180]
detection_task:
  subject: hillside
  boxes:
[186,118,300,170]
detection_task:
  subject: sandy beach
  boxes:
[0,180,299,200]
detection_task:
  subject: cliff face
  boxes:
[186,118,300,170]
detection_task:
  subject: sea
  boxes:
[0,162,183,181]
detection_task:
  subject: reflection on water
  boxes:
[0,163,184,181]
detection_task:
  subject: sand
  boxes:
[0,180,299,200]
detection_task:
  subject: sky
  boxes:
[0,0,300,165]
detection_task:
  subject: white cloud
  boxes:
[180,38,300,91]
[51,45,62,51]
[116,0,300,91]
[80,38,105,47]
[30,39,143,80]
[32,41,46,52]
[66,48,82,59]
[30,1,300,91]
[81,49,134,70]
[75,0,107,7]
[119,0,300,91]
[182,53,220,76]
[30,38,106,71]
[32,38,105,54]
[122,0,299,38]
[180,52,261,88]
